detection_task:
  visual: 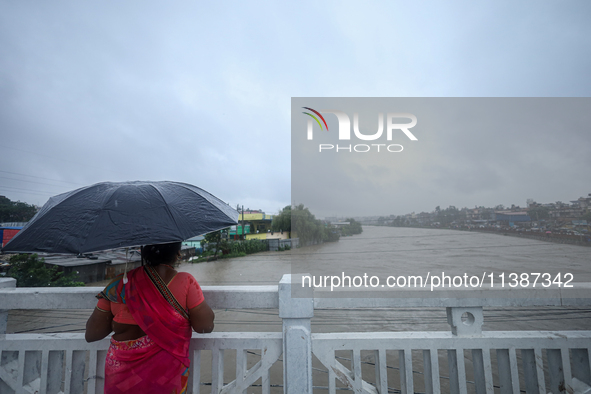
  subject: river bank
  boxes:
[380,224,591,247]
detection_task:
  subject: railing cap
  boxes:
[0,277,16,289]
[0,280,590,310]
[0,285,279,310]
[279,274,314,318]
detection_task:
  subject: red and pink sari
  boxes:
[100,266,192,394]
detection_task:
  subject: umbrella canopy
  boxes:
[2,181,239,254]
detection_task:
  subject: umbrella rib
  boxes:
[149,183,183,240]
[174,182,238,224]
[2,184,93,252]
[79,184,121,254]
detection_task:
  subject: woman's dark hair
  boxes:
[142,242,182,266]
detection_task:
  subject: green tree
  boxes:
[341,218,363,235]
[435,206,463,226]
[0,196,38,222]
[201,228,230,257]
[480,207,492,220]
[291,204,323,245]
[271,205,292,233]
[391,216,404,227]
[527,206,550,221]
[323,225,340,242]
[272,204,341,245]
[7,254,85,287]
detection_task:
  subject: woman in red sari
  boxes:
[85,242,214,394]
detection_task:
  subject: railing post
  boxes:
[0,278,16,335]
[279,274,313,394]
[446,306,483,336]
[446,306,485,394]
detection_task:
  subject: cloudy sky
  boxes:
[1,1,590,216]
[292,98,591,218]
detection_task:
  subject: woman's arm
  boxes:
[189,300,215,333]
[85,307,114,342]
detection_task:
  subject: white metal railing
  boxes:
[1,276,591,393]
[311,331,591,394]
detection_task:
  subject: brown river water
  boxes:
[7,226,591,334]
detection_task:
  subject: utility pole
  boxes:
[236,204,240,240]
[236,204,245,241]
[241,205,245,241]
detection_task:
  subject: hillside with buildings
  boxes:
[330,193,591,236]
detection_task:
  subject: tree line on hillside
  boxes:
[381,203,591,228]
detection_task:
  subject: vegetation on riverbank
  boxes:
[6,254,85,287]
[195,204,361,262]
[339,218,363,236]
[195,237,290,262]
[273,204,347,245]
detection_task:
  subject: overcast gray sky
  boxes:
[1,1,590,216]
[292,98,591,218]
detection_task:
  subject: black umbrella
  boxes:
[2,181,239,254]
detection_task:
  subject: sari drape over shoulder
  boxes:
[98,266,192,394]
